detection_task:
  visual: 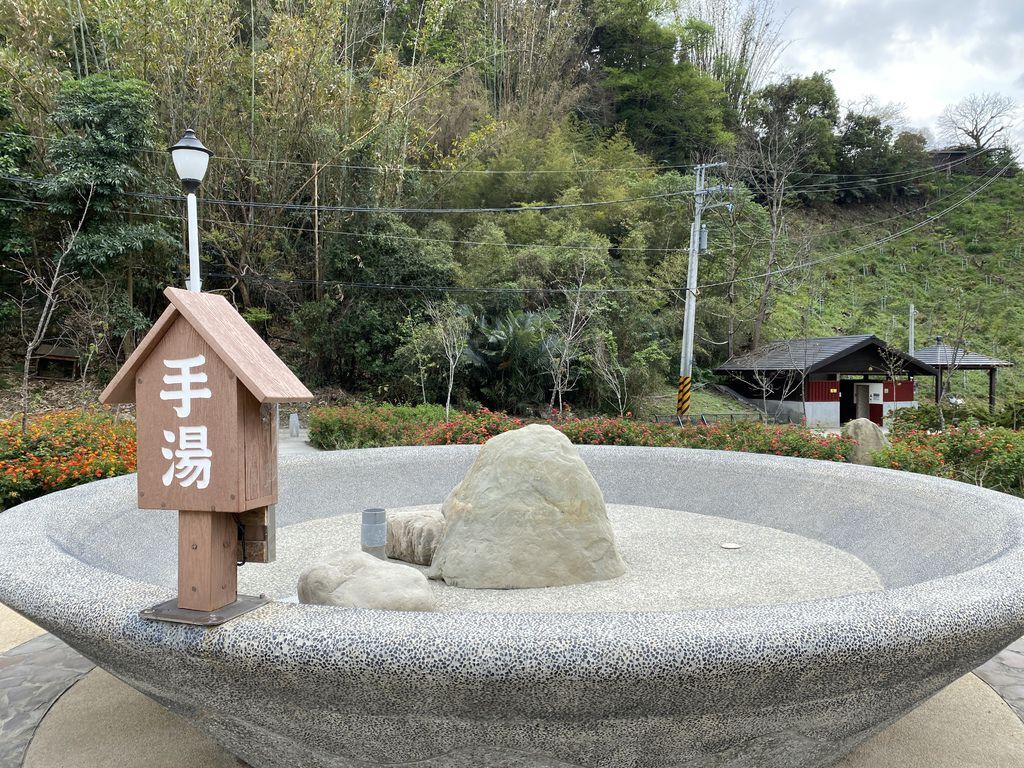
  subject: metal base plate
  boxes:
[139,594,270,627]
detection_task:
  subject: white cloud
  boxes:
[775,1,1024,145]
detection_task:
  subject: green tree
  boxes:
[0,90,33,259]
[42,75,175,323]
[739,72,839,347]
[468,310,555,413]
[593,4,733,164]
[834,112,930,203]
[292,215,458,388]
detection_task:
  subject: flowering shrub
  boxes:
[418,409,525,445]
[889,403,995,433]
[308,403,447,449]
[309,405,853,462]
[0,410,137,510]
[875,426,1024,496]
[668,420,854,461]
[557,417,669,446]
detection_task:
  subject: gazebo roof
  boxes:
[912,344,1013,370]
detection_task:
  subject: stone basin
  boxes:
[1,446,1023,768]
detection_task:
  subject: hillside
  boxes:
[758,173,1024,408]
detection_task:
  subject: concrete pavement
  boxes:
[0,607,43,655]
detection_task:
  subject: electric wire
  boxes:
[0,173,702,214]
[0,144,988,221]
[0,170,994,263]
[0,132,989,187]
[724,146,993,194]
[698,161,1014,291]
[0,129,687,175]
[194,166,1013,296]
[0,162,1008,283]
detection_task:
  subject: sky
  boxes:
[775,0,1024,145]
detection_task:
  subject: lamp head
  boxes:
[169,129,213,191]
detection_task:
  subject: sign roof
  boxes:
[100,287,313,405]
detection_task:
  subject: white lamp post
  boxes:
[169,129,213,292]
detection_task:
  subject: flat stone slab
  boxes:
[242,505,884,612]
[0,634,94,768]
[977,636,1024,722]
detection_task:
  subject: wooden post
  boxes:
[178,510,238,612]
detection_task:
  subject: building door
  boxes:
[839,380,857,423]
[854,384,870,420]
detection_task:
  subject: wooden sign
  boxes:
[101,287,311,616]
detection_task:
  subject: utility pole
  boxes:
[908,303,916,355]
[313,160,321,301]
[678,163,732,418]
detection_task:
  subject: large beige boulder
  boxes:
[386,508,446,566]
[297,551,436,611]
[427,424,626,589]
[843,418,890,466]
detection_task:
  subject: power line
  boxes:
[0,143,987,222]
[0,173,700,214]
[0,163,1004,261]
[0,132,989,184]
[201,165,1010,298]
[0,168,1006,303]
[0,130,682,175]
[205,272,670,295]
[700,161,1013,291]
[726,145,992,180]
[725,147,993,195]
[760,172,994,249]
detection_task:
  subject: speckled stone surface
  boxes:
[2,447,1024,768]
[243,504,884,612]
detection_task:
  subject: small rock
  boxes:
[843,418,890,466]
[298,551,436,611]
[386,508,446,566]
[428,424,626,589]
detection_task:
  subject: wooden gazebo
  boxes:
[912,341,1013,413]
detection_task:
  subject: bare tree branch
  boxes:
[12,187,93,433]
[938,92,1018,150]
[544,257,602,414]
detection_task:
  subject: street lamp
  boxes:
[169,129,213,292]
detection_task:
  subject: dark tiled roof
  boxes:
[912,344,1013,369]
[32,344,78,360]
[716,335,937,376]
[717,335,874,372]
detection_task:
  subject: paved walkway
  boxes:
[977,636,1024,721]
[0,634,94,768]
[277,427,318,457]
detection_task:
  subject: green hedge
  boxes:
[307,403,448,449]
